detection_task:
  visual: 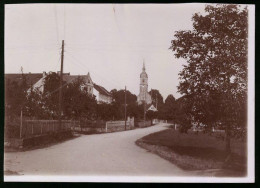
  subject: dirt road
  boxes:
[4,123,192,177]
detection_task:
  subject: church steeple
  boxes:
[142,60,145,72]
[137,60,152,105]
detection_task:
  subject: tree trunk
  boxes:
[225,124,231,154]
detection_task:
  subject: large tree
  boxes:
[170,4,248,153]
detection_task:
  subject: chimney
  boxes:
[43,71,47,77]
[57,71,61,76]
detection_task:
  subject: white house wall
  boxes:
[93,88,100,102]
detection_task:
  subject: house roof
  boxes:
[63,72,93,84]
[147,104,158,111]
[5,73,43,87]
[94,84,111,96]
[63,75,86,84]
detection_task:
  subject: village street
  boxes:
[4,123,193,177]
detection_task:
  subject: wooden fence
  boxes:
[106,117,135,132]
[73,117,135,133]
[20,120,78,139]
[16,117,149,139]
[135,120,152,128]
[79,120,106,128]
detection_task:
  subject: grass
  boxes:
[136,128,247,177]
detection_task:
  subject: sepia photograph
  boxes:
[3,3,255,182]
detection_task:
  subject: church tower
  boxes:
[137,61,152,105]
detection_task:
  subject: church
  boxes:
[137,62,152,105]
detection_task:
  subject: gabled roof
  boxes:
[63,75,86,84]
[147,104,158,111]
[94,84,111,96]
[5,73,43,87]
[62,72,93,85]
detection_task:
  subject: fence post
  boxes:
[20,109,23,139]
[41,122,43,134]
[106,122,107,132]
[32,122,34,135]
[53,122,55,132]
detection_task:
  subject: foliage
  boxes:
[110,89,139,119]
[164,94,176,121]
[149,89,165,119]
[63,77,97,120]
[42,72,63,117]
[170,4,248,151]
[5,73,28,118]
[24,87,47,118]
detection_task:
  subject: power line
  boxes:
[54,4,59,43]
[66,51,123,89]
[65,51,122,90]
[64,5,66,40]
[64,47,128,83]
[65,52,120,89]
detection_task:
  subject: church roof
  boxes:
[140,61,148,78]
[140,71,148,78]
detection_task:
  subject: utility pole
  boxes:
[58,40,64,130]
[125,86,127,130]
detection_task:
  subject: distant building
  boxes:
[137,62,152,105]
[5,72,43,90]
[147,104,158,112]
[93,84,112,104]
[5,71,112,104]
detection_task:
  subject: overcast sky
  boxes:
[5,3,207,100]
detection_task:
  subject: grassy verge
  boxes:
[136,128,247,177]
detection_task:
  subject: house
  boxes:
[93,84,112,104]
[5,71,112,104]
[5,72,43,89]
[147,104,158,112]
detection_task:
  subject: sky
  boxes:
[5,3,207,100]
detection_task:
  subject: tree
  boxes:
[42,72,62,118]
[110,89,138,119]
[42,72,97,120]
[149,89,165,119]
[111,89,137,105]
[63,77,97,120]
[5,73,28,118]
[25,87,47,119]
[149,89,164,108]
[164,94,177,122]
[170,4,248,153]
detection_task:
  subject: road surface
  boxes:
[5,123,192,177]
